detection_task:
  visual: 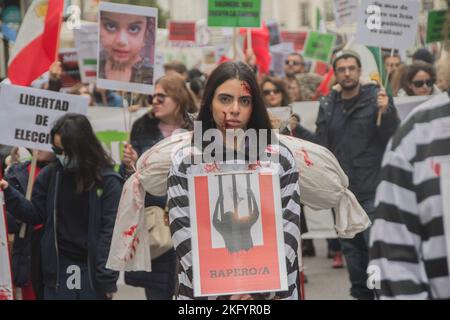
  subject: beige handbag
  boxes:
[144,206,173,260]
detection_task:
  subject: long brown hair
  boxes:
[150,74,197,130]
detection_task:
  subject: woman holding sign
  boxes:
[0,114,122,300]
[167,61,302,300]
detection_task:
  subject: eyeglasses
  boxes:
[51,145,64,155]
[285,60,303,66]
[151,93,168,105]
[263,89,280,96]
[335,66,359,74]
[412,79,434,88]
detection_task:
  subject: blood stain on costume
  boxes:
[123,224,137,237]
[301,148,313,167]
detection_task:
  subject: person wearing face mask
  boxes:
[0,114,123,300]
[4,150,55,300]
[120,73,197,300]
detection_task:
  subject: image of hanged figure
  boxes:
[212,173,261,253]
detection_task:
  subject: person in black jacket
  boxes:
[315,50,400,299]
[5,150,55,300]
[120,74,196,300]
[0,114,123,300]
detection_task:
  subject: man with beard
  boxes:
[314,50,400,300]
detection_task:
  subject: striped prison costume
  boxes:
[369,91,450,299]
[167,143,301,300]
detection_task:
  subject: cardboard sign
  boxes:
[168,21,196,42]
[441,164,450,277]
[267,21,281,46]
[355,0,420,50]
[303,31,336,63]
[97,2,158,94]
[333,0,358,27]
[280,31,308,52]
[58,48,81,89]
[87,106,147,165]
[0,191,13,300]
[426,10,450,43]
[73,24,99,84]
[270,42,295,77]
[301,207,338,239]
[0,84,89,152]
[207,0,261,28]
[189,171,287,297]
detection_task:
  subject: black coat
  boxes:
[5,161,36,287]
[315,83,400,202]
[3,162,123,294]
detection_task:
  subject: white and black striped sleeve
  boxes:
[369,147,430,299]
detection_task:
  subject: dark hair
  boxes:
[412,48,435,65]
[163,61,188,75]
[261,76,291,107]
[402,61,436,96]
[332,54,362,70]
[290,113,300,122]
[196,61,273,148]
[50,113,114,193]
[288,52,304,60]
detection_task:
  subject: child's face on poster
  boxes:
[100,12,147,66]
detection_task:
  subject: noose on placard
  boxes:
[246,173,252,215]
[218,174,224,221]
[232,174,238,213]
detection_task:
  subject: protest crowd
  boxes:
[0,0,450,301]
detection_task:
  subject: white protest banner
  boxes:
[97,2,158,94]
[333,0,358,27]
[0,84,89,152]
[267,106,292,130]
[0,191,13,300]
[355,0,420,50]
[291,101,320,132]
[73,23,98,84]
[189,171,287,297]
[441,164,450,276]
[88,106,147,165]
[291,95,432,133]
[270,42,295,78]
[301,207,338,239]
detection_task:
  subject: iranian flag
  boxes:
[8,0,64,86]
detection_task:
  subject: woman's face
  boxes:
[212,79,253,134]
[100,12,147,65]
[152,84,181,123]
[262,81,283,108]
[287,79,301,102]
[409,70,434,96]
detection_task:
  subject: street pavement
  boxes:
[114,239,352,300]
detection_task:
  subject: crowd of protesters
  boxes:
[1,33,450,301]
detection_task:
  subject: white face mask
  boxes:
[56,154,78,170]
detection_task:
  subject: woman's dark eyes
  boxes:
[219,95,233,103]
[104,22,117,32]
[240,97,252,106]
[129,25,141,34]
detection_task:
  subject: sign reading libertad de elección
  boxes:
[0,84,89,152]
[207,0,261,28]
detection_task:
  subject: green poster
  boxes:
[207,0,261,28]
[303,31,336,63]
[426,10,450,43]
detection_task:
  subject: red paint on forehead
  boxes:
[240,81,251,96]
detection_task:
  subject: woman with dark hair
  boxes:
[398,61,441,97]
[0,113,123,300]
[168,61,302,300]
[261,76,291,108]
[120,73,196,300]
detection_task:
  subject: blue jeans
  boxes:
[43,255,107,300]
[340,199,375,300]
